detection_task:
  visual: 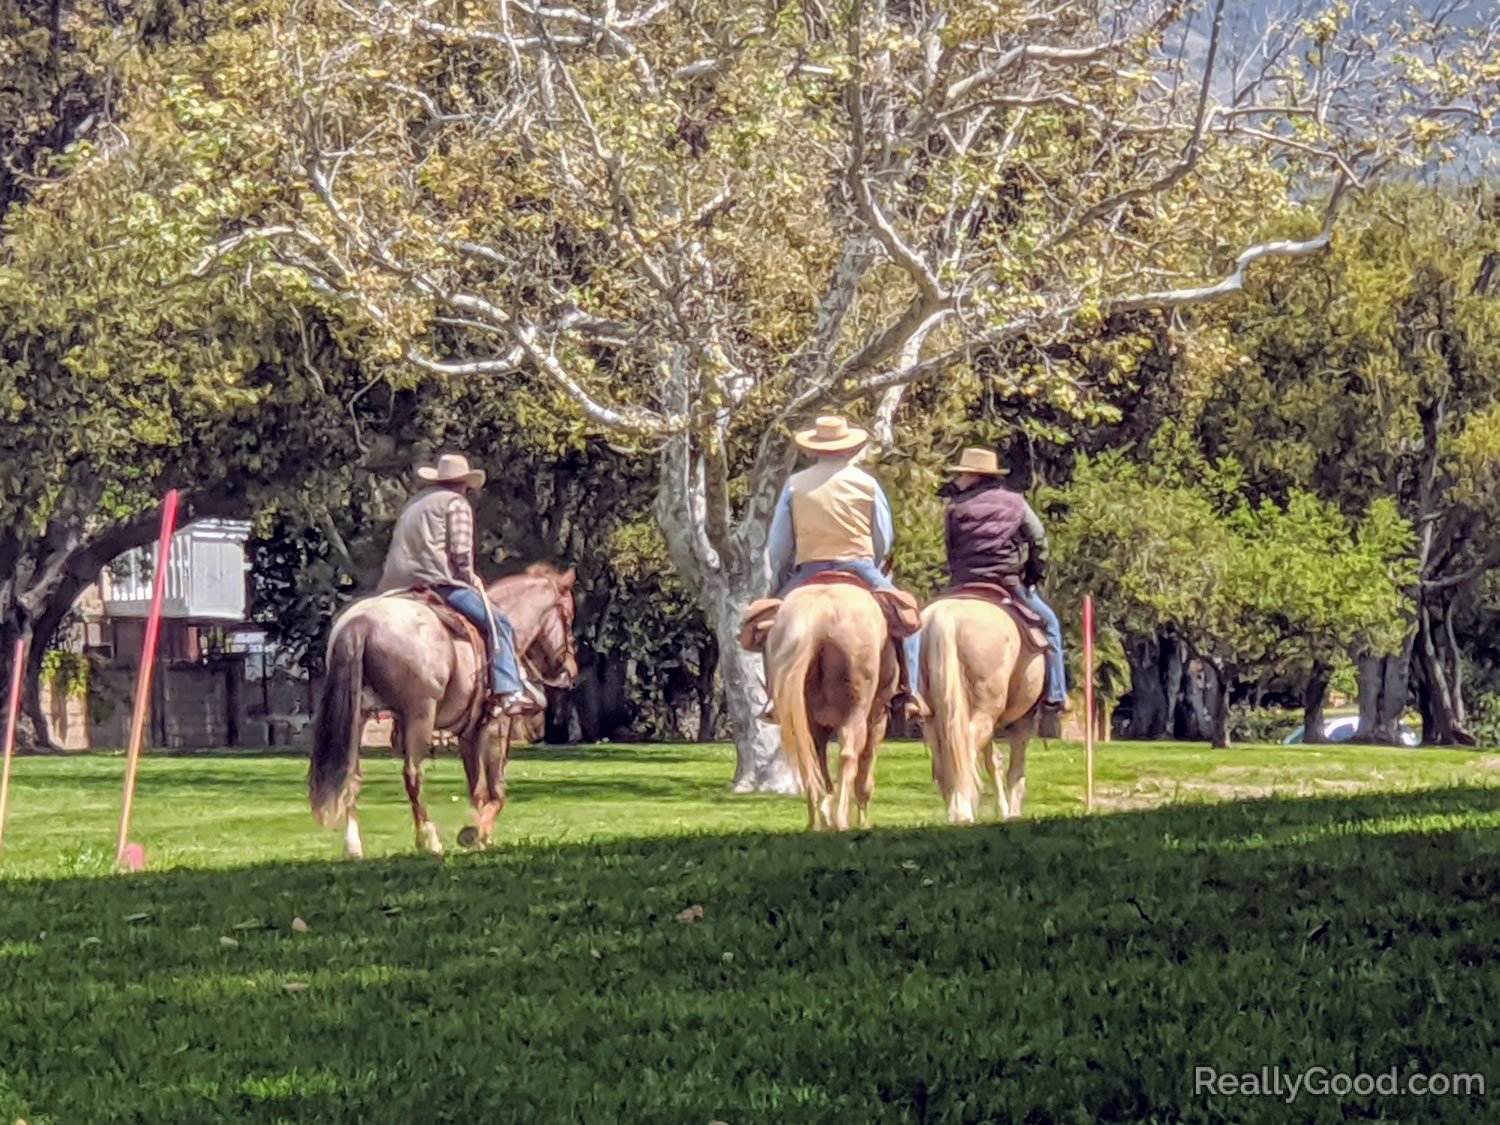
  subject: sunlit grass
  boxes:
[1,739,1492,878]
[1,742,1497,1123]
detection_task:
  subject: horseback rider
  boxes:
[377,453,544,719]
[763,415,929,721]
[940,448,1068,712]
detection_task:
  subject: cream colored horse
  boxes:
[919,597,1046,824]
[765,581,898,831]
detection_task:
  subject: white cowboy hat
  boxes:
[416,452,486,489]
[794,415,870,453]
[945,448,1009,476]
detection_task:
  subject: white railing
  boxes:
[101,519,252,622]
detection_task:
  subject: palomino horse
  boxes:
[919,596,1046,824]
[765,580,899,831]
[309,564,578,856]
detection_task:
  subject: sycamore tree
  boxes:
[198,0,1498,787]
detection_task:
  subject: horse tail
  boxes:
[773,615,824,805]
[923,605,981,822]
[310,615,366,828]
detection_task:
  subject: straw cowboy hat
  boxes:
[416,452,487,489]
[794,415,870,453]
[945,448,1009,476]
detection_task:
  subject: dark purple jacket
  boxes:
[944,480,1048,588]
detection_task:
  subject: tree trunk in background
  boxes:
[1177,658,1217,742]
[713,608,797,793]
[1164,640,1191,739]
[1209,668,1233,749]
[1356,643,1414,744]
[1122,635,1169,739]
[659,533,794,791]
[1302,662,1330,744]
[571,654,604,743]
[603,657,632,740]
[696,633,720,742]
[1413,601,1475,746]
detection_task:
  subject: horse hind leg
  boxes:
[808,728,834,832]
[854,709,888,829]
[344,815,365,859]
[983,725,1010,822]
[400,704,442,854]
[1002,721,1034,820]
[345,737,366,858]
[833,715,869,832]
[478,718,512,845]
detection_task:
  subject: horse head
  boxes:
[493,563,579,690]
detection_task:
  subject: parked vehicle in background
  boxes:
[1282,715,1420,747]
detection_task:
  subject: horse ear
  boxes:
[559,568,578,592]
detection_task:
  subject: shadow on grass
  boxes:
[1,787,1497,1124]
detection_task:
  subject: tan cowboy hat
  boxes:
[416,452,486,489]
[794,415,870,453]
[945,447,1009,476]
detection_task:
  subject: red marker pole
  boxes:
[115,490,181,869]
[0,637,29,864]
[1083,595,1095,813]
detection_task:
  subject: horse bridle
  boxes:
[524,593,577,690]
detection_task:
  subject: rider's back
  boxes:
[378,487,462,593]
[787,459,879,564]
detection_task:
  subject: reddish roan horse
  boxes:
[309,564,578,856]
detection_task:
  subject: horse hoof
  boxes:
[457,826,480,849]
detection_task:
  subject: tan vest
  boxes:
[788,459,878,564]
[378,487,464,592]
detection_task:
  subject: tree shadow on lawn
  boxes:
[1,786,1497,1124]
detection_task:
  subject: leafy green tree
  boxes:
[1047,454,1413,747]
[0,0,399,745]
[1204,186,1500,743]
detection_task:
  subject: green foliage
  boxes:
[1228,706,1305,745]
[38,649,88,699]
[1046,454,1416,689]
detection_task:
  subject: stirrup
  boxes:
[897,693,931,721]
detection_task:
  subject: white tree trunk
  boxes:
[711,598,799,795]
[655,430,799,794]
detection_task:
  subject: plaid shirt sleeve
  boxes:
[445,496,476,583]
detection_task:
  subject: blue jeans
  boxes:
[779,559,922,686]
[439,585,524,696]
[1013,585,1067,704]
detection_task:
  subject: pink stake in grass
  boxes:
[1083,594,1096,813]
[0,636,29,865]
[115,490,181,870]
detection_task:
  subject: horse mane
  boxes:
[490,561,575,595]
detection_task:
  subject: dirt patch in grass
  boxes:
[1101,771,1407,811]
[1475,756,1500,771]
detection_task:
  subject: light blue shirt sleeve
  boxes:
[766,484,796,591]
[872,483,894,563]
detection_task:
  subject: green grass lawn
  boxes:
[1,740,1498,1123]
